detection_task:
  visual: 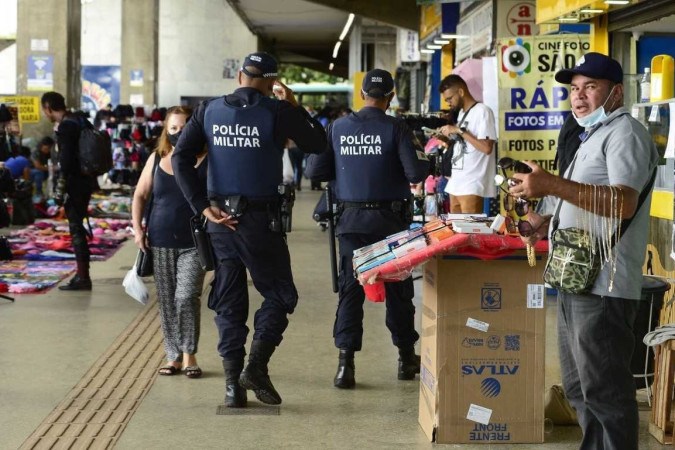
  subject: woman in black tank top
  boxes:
[132,106,207,378]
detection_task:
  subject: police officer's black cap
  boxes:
[362,69,395,98]
[555,52,623,84]
[241,52,278,79]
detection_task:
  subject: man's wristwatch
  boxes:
[457,127,466,135]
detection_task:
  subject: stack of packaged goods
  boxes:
[353,218,456,277]
[353,215,526,279]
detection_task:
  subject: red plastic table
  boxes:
[357,233,549,301]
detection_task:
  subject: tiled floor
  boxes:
[0,190,670,449]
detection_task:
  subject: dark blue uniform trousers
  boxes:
[335,232,419,351]
[558,292,640,450]
[208,211,298,361]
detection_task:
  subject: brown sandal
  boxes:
[158,365,180,376]
[184,366,202,378]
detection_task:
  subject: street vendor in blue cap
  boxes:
[509,52,659,450]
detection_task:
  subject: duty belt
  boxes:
[341,201,397,210]
[211,196,279,213]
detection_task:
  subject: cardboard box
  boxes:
[419,255,546,444]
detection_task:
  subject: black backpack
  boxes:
[67,116,113,176]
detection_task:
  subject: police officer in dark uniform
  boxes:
[306,69,430,389]
[172,52,326,408]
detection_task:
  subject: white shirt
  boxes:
[444,103,497,197]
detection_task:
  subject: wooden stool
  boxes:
[649,340,675,444]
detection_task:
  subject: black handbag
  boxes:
[135,154,160,277]
[191,214,214,271]
[136,248,153,277]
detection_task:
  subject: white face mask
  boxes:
[573,85,616,128]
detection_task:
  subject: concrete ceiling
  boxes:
[621,13,675,33]
[226,0,419,77]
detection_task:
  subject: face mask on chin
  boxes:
[573,85,617,128]
[167,131,181,147]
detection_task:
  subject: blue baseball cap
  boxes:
[241,52,278,78]
[555,52,623,84]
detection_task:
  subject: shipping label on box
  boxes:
[527,284,545,309]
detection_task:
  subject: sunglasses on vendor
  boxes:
[494,173,535,238]
[494,174,531,215]
[497,157,532,176]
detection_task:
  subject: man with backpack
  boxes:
[41,92,98,291]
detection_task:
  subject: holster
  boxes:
[214,195,248,217]
[392,198,413,224]
[210,196,282,232]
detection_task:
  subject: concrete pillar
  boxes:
[348,18,363,76]
[120,0,158,107]
[16,0,81,137]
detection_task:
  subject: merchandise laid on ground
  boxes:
[89,192,132,219]
[7,218,131,261]
[0,260,75,293]
[26,191,132,221]
[0,218,131,293]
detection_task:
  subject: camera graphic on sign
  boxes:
[501,38,531,78]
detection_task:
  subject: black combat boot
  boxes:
[397,346,421,380]
[239,340,282,405]
[334,349,355,389]
[222,359,247,408]
[59,260,92,291]
[58,274,92,291]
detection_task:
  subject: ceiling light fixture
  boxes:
[420,49,435,54]
[580,8,605,13]
[332,41,342,59]
[433,39,450,45]
[339,13,355,41]
[603,0,629,4]
[441,34,469,39]
[426,44,443,50]
[558,16,580,22]
[329,62,334,71]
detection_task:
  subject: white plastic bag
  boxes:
[282,148,294,184]
[123,264,149,305]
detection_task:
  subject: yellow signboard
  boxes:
[536,0,602,24]
[420,4,442,41]
[497,34,590,172]
[0,96,41,123]
[352,72,365,111]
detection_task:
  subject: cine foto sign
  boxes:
[0,96,41,123]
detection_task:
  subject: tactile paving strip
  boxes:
[19,299,164,450]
